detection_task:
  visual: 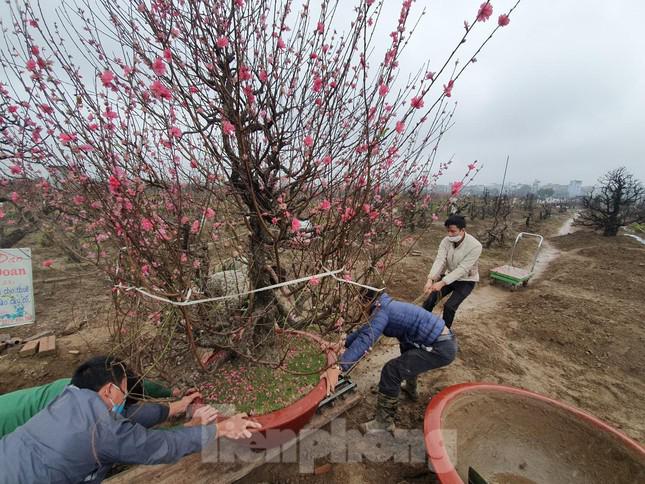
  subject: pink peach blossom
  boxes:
[108,176,121,194]
[216,36,229,48]
[443,79,454,97]
[410,96,424,109]
[150,80,172,100]
[451,180,464,196]
[59,132,77,143]
[222,119,235,135]
[152,57,166,76]
[498,14,510,26]
[100,70,114,86]
[42,259,54,268]
[477,2,493,22]
[141,218,154,231]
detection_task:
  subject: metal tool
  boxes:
[317,375,357,411]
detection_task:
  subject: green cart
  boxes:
[490,232,544,289]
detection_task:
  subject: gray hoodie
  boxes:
[0,386,216,483]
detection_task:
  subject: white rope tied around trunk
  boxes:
[114,268,384,307]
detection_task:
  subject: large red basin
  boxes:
[424,383,645,483]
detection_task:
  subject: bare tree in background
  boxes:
[578,167,645,236]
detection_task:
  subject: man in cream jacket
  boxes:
[423,214,482,328]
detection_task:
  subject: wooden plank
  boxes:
[107,392,362,483]
[19,340,40,358]
[37,336,56,356]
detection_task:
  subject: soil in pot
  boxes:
[199,334,326,415]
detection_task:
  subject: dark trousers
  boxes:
[378,337,458,397]
[422,280,475,328]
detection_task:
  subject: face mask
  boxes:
[447,234,463,243]
[111,400,126,415]
[109,383,126,415]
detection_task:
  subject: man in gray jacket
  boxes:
[0,356,260,483]
[423,214,482,328]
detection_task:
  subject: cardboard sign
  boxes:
[0,248,35,328]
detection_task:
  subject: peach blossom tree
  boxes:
[0,0,517,373]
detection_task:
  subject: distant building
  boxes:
[568,180,583,198]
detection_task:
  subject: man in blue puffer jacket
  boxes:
[321,291,457,432]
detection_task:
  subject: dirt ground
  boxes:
[1,214,644,483]
[244,215,645,483]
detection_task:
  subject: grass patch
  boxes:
[200,334,326,415]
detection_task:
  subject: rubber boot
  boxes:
[359,392,397,433]
[401,377,419,402]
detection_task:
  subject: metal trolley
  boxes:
[490,232,544,289]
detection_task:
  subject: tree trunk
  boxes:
[603,225,619,236]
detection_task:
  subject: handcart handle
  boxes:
[510,232,544,273]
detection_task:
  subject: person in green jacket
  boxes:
[0,374,197,437]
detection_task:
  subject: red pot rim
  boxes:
[423,382,645,484]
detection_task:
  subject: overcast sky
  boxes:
[4,1,643,187]
[382,0,645,186]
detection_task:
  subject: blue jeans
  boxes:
[378,336,458,397]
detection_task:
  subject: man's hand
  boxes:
[185,404,219,427]
[423,278,436,295]
[216,413,262,439]
[169,391,203,417]
[430,281,446,293]
[320,365,342,396]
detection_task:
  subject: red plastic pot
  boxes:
[424,383,645,484]
[217,328,335,449]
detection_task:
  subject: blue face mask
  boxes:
[109,383,126,415]
[111,401,126,415]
